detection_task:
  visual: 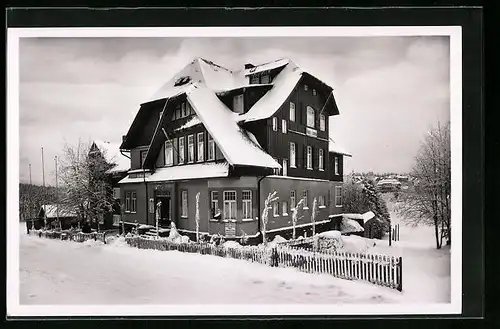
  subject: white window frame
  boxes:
[211,191,220,219]
[335,186,343,207]
[289,102,296,122]
[304,84,308,91]
[272,117,278,131]
[197,132,205,162]
[290,190,296,210]
[273,201,279,217]
[223,191,237,221]
[181,190,188,217]
[319,114,326,131]
[131,192,137,213]
[312,88,317,96]
[303,190,309,209]
[178,136,185,164]
[282,119,287,134]
[164,140,173,166]
[233,94,244,114]
[242,190,253,221]
[140,150,147,167]
[306,146,313,170]
[319,149,324,171]
[175,106,181,120]
[289,142,296,168]
[306,106,315,128]
[282,201,288,216]
[181,102,187,117]
[207,134,215,161]
[318,195,326,208]
[335,157,339,175]
[125,191,131,213]
[282,159,288,176]
[187,134,195,163]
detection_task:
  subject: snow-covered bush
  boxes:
[209,233,225,246]
[222,240,241,249]
[341,235,375,254]
[313,230,344,251]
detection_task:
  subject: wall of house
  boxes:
[328,153,344,182]
[259,176,342,233]
[176,180,209,233]
[120,182,148,225]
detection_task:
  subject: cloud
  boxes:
[17,36,450,184]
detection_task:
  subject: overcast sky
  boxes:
[18,36,450,185]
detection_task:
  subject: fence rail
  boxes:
[125,235,402,291]
[29,229,107,244]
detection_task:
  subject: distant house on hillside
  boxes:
[117,57,351,242]
[89,141,130,229]
[377,178,402,192]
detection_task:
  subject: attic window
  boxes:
[174,76,191,87]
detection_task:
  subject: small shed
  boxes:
[363,211,385,239]
[38,204,78,230]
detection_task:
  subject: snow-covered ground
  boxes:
[19,198,450,305]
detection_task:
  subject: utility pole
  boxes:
[41,147,45,188]
[55,156,60,230]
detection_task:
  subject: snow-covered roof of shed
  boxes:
[244,58,290,76]
[186,86,281,169]
[328,138,352,157]
[237,63,303,123]
[93,140,130,173]
[118,162,230,184]
[41,204,77,218]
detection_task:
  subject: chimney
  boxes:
[244,63,254,69]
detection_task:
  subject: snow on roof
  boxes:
[41,204,77,218]
[215,83,273,96]
[93,140,130,173]
[174,116,202,132]
[238,63,303,123]
[244,58,290,76]
[342,213,364,220]
[328,138,352,157]
[362,211,376,222]
[118,162,230,184]
[186,86,281,169]
[341,218,365,233]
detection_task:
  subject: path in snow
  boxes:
[20,228,404,305]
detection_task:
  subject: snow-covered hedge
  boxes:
[29,229,107,244]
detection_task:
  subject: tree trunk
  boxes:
[433,214,441,249]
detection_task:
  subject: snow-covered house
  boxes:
[118,57,350,241]
[38,204,78,230]
[90,141,130,228]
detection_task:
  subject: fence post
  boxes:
[397,256,403,292]
[103,232,107,244]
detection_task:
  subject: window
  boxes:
[197,132,205,162]
[303,190,309,209]
[334,157,339,175]
[140,150,147,167]
[282,201,288,216]
[223,191,237,220]
[250,75,259,84]
[319,149,324,171]
[242,190,253,220]
[282,119,287,134]
[318,195,326,208]
[282,159,288,176]
[335,186,343,207]
[304,84,308,91]
[131,192,137,213]
[165,140,173,166]
[175,106,181,120]
[187,135,195,163]
[289,142,296,168]
[211,191,220,219]
[125,192,131,212]
[306,146,313,170]
[187,102,193,116]
[178,137,185,164]
[181,191,188,217]
[312,88,317,96]
[290,190,296,209]
[273,201,279,217]
[261,74,270,84]
[289,102,296,122]
[272,117,278,131]
[319,114,326,131]
[307,106,315,128]
[207,134,215,161]
[233,94,244,114]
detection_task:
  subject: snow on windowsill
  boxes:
[319,206,326,209]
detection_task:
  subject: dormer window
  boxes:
[261,74,270,84]
[174,76,191,87]
[250,75,259,84]
[312,89,317,96]
[233,94,244,114]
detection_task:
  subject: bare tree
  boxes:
[397,122,451,249]
[291,198,304,239]
[195,192,201,242]
[261,191,279,246]
[311,197,318,236]
[57,140,114,232]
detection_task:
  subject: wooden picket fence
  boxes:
[29,229,107,244]
[125,236,271,266]
[273,245,402,291]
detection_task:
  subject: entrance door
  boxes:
[155,190,172,228]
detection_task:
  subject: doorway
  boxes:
[155,190,171,228]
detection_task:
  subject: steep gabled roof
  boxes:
[92,140,130,173]
[244,58,290,76]
[329,138,352,157]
